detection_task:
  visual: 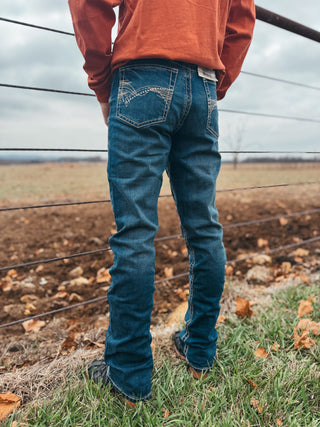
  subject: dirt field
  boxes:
[0,162,319,368]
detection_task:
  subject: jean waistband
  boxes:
[123,58,200,73]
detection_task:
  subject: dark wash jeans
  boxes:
[105,59,226,402]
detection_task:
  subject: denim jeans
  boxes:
[105,59,226,402]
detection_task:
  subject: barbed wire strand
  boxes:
[1,83,319,123]
[223,208,320,230]
[1,235,319,329]
[1,205,320,272]
[0,248,112,273]
[1,182,319,213]
[0,83,94,97]
[1,147,320,154]
[240,71,320,91]
[0,17,75,36]
[219,108,320,123]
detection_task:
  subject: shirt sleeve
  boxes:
[217,0,256,101]
[68,0,121,103]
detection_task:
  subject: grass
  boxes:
[5,282,320,426]
[0,162,319,203]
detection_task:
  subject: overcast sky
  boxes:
[0,0,319,161]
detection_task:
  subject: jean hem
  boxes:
[107,366,152,403]
[185,357,214,374]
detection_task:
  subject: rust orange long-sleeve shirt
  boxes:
[68,0,255,103]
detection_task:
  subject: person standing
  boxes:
[68,0,255,405]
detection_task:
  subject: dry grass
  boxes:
[2,272,318,408]
[0,162,319,204]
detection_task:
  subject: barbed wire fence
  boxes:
[0,6,319,330]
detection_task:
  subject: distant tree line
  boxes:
[0,156,318,166]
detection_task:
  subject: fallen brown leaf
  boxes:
[254,347,269,358]
[54,291,69,299]
[70,277,89,286]
[236,296,254,318]
[257,238,268,248]
[0,392,21,421]
[298,296,314,318]
[271,341,280,351]
[69,266,83,278]
[250,397,263,413]
[276,419,283,426]
[164,267,174,278]
[293,248,309,257]
[246,379,257,389]
[176,288,188,300]
[225,265,234,276]
[279,218,288,226]
[22,319,46,333]
[297,319,320,336]
[25,303,36,312]
[35,264,44,273]
[300,274,310,285]
[20,294,39,304]
[69,293,84,303]
[7,269,18,278]
[0,280,13,292]
[83,337,105,349]
[162,408,170,418]
[181,247,188,257]
[217,315,226,323]
[60,335,77,355]
[281,262,292,274]
[293,327,315,349]
[96,268,111,284]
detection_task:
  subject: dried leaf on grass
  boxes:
[298,296,314,318]
[250,397,264,413]
[254,347,269,359]
[217,315,226,323]
[162,407,170,418]
[293,327,316,350]
[297,319,320,336]
[22,319,46,333]
[236,297,254,318]
[60,335,77,355]
[83,336,104,349]
[0,349,101,408]
[0,392,21,421]
[271,341,280,351]
[276,419,283,426]
[246,378,257,389]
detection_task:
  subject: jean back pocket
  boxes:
[116,64,178,128]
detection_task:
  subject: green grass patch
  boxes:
[5,282,320,426]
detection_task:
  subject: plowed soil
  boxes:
[1,178,319,347]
